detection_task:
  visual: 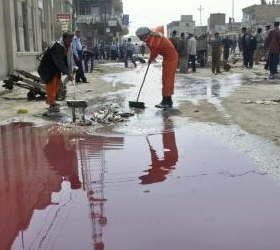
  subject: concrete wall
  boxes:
[0,0,8,78]
[167,20,196,38]
[209,13,226,31]
[255,5,280,23]
[0,0,73,79]
[243,4,280,26]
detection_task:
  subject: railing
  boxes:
[76,14,122,26]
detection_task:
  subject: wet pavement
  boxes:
[1,62,280,250]
[1,120,280,250]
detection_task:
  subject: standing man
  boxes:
[242,29,257,68]
[240,27,248,66]
[222,35,232,61]
[38,31,74,113]
[110,42,118,60]
[209,32,222,75]
[169,30,179,52]
[72,30,88,83]
[177,32,188,73]
[140,43,146,56]
[266,22,280,78]
[105,43,111,60]
[264,25,271,70]
[136,27,178,108]
[254,28,264,65]
[124,38,137,67]
[187,33,197,72]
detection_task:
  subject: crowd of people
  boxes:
[82,37,147,71]
[37,23,280,113]
[166,21,280,78]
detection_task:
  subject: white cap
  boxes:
[136,27,151,37]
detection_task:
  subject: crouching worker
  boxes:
[136,27,178,108]
[38,31,74,113]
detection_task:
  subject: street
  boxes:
[1,60,280,250]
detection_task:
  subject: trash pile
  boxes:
[90,105,134,124]
[241,99,280,105]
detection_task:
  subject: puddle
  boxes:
[1,122,280,250]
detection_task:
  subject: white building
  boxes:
[167,15,196,37]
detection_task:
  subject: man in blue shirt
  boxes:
[124,38,137,67]
[72,30,88,83]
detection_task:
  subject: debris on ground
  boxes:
[241,99,280,105]
[90,105,134,124]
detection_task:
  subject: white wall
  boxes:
[0,0,8,78]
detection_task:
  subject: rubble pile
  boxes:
[90,105,134,124]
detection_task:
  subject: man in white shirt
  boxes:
[187,33,197,72]
[124,38,137,67]
[72,30,88,83]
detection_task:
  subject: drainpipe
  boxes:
[104,1,107,43]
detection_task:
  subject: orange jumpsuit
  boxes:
[46,73,61,104]
[146,35,178,97]
[46,47,69,105]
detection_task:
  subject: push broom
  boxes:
[66,68,87,122]
[129,63,150,109]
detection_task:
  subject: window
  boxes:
[38,0,43,9]
[22,2,30,51]
[91,6,99,15]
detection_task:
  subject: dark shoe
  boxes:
[82,80,90,83]
[48,104,60,113]
[155,103,172,108]
[155,97,173,108]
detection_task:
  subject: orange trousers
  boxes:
[162,54,178,97]
[46,73,61,104]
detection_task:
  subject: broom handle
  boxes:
[73,79,76,100]
[136,63,150,102]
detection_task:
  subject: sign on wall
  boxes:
[122,14,129,26]
[57,13,71,23]
[108,20,117,27]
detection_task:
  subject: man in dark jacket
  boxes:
[178,32,188,73]
[169,30,179,51]
[242,29,257,68]
[222,36,232,61]
[266,22,280,77]
[38,31,74,113]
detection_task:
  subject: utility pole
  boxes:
[232,0,234,21]
[232,0,235,31]
[198,5,204,26]
[104,1,107,43]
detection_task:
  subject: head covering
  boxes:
[136,27,151,37]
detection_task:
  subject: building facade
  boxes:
[0,0,73,79]
[242,3,280,28]
[75,0,126,46]
[208,13,226,33]
[167,15,196,37]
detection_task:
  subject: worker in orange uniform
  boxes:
[38,31,74,113]
[136,27,178,108]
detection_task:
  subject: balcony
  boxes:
[76,15,101,24]
[77,13,122,26]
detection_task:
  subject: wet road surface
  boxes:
[1,121,280,250]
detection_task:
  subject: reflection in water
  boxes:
[0,123,124,250]
[139,120,178,184]
[0,123,62,250]
[44,134,82,190]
